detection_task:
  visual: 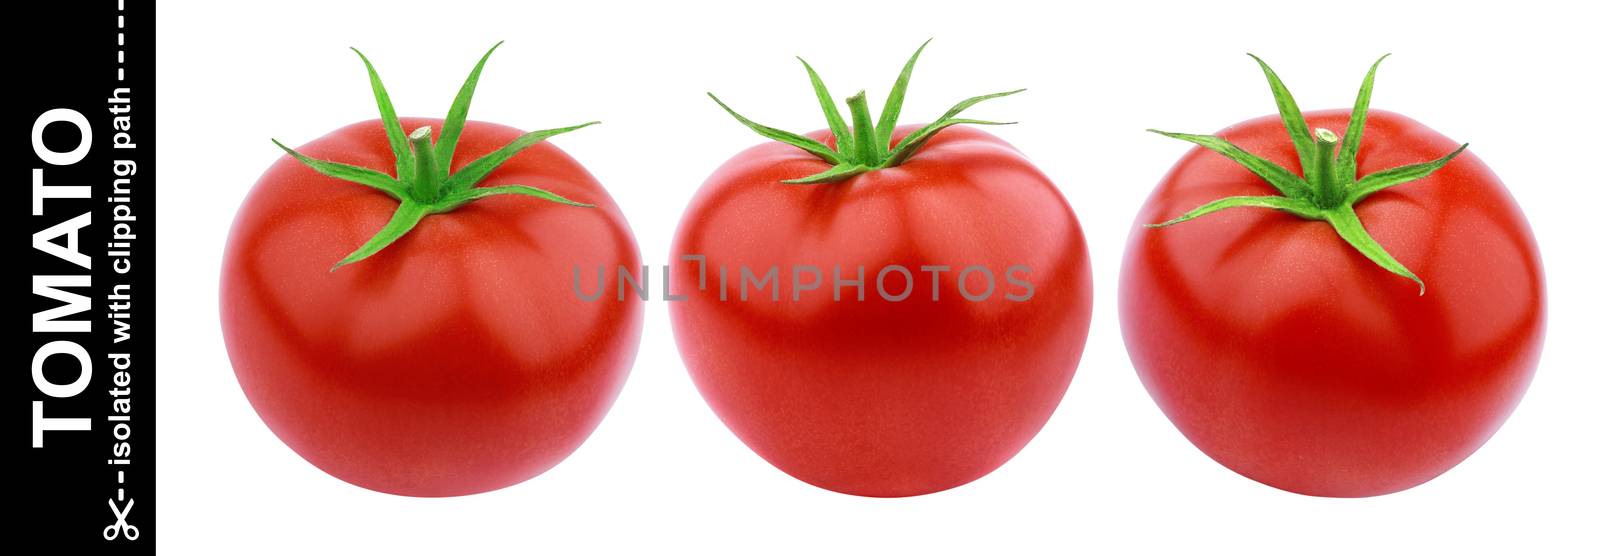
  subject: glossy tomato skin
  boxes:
[221,118,642,497]
[671,125,1092,497]
[1121,109,1544,497]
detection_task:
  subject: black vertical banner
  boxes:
[20,1,154,553]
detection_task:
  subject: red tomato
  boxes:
[1122,108,1544,497]
[223,63,642,495]
[224,117,641,496]
[671,125,1092,497]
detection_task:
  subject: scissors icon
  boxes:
[103,498,140,541]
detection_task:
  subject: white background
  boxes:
[158,1,1598,553]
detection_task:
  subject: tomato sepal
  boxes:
[433,185,593,212]
[351,47,417,182]
[270,139,405,200]
[1349,143,1469,203]
[269,44,598,270]
[1144,129,1310,198]
[1324,204,1424,293]
[1149,54,1471,293]
[433,41,502,184]
[330,201,428,271]
[1147,195,1322,228]
[710,39,1021,184]
[440,121,600,194]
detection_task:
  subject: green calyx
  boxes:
[271,42,597,271]
[708,39,1023,184]
[1148,54,1469,294]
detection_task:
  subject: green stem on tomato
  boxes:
[845,91,882,166]
[1311,128,1341,208]
[708,39,1020,184]
[408,126,441,203]
[269,43,596,271]
[1146,54,1469,294]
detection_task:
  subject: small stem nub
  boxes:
[1311,128,1341,207]
[844,91,882,166]
[409,126,440,202]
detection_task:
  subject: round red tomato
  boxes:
[676,44,1091,496]
[222,112,641,496]
[671,124,1092,497]
[224,46,643,497]
[1122,107,1544,497]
